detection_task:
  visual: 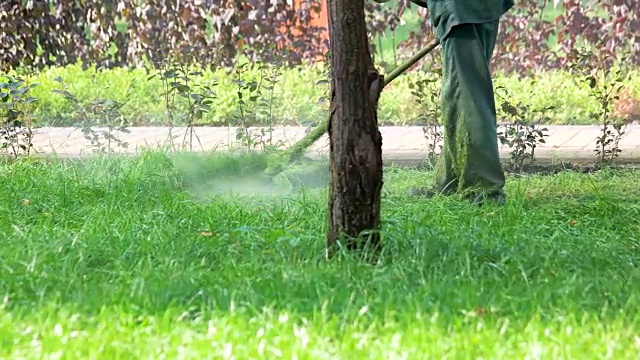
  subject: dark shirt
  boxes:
[426,0,515,40]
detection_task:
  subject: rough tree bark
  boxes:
[326,0,384,260]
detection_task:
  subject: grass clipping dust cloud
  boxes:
[169,151,330,200]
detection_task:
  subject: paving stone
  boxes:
[17,125,640,163]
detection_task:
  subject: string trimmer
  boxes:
[264,38,440,176]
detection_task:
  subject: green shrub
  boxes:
[6,63,640,127]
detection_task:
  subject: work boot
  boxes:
[408,183,506,207]
[467,190,507,207]
[407,183,457,198]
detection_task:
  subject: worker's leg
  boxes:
[433,20,506,202]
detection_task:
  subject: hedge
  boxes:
[5,63,640,127]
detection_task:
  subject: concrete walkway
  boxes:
[24,125,640,164]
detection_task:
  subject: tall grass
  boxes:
[1,152,639,358]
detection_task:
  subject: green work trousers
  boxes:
[434,20,506,197]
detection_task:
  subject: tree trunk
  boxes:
[326,0,384,260]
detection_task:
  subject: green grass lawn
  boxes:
[1,152,640,358]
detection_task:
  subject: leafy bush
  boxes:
[0,0,329,70]
[7,64,640,127]
[395,0,640,75]
[1,1,638,75]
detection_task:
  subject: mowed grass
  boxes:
[1,152,640,358]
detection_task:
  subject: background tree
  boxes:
[326,0,384,260]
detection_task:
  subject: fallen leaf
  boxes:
[475,306,488,316]
[570,220,577,226]
[22,199,30,206]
